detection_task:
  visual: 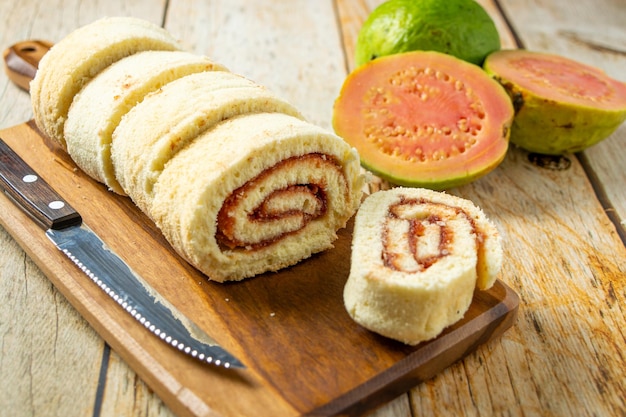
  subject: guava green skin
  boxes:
[491,78,626,155]
[355,0,501,67]
[360,153,507,191]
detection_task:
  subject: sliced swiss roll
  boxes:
[344,187,502,345]
[30,16,182,148]
[29,16,365,282]
[64,51,226,194]
[111,70,305,214]
[149,112,364,282]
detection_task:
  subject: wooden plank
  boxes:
[165,0,348,130]
[0,1,175,416]
[100,349,177,417]
[0,121,517,416]
[0,227,102,417]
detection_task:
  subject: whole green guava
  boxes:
[355,0,501,67]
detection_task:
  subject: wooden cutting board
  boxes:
[0,120,519,417]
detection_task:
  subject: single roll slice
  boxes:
[150,112,364,282]
[344,187,502,345]
[64,51,226,194]
[111,70,305,213]
[30,16,182,147]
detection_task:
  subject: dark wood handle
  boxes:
[2,40,52,91]
[0,138,81,230]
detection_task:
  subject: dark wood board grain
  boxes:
[0,121,519,417]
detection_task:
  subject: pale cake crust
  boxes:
[30,16,182,147]
[65,50,226,194]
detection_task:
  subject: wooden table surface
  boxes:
[1,1,624,416]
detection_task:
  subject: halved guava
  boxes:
[333,51,514,190]
[355,0,501,67]
[484,49,626,155]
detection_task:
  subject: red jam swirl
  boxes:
[381,197,478,272]
[216,153,343,250]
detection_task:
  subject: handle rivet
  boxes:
[49,200,65,210]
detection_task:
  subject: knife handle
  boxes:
[2,40,52,91]
[0,138,81,230]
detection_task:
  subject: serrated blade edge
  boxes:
[47,225,244,369]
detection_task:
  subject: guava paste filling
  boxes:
[381,196,482,272]
[216,153,345,250]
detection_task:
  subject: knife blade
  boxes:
[0,138,244,369]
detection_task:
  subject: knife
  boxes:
[0,138,244,369]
